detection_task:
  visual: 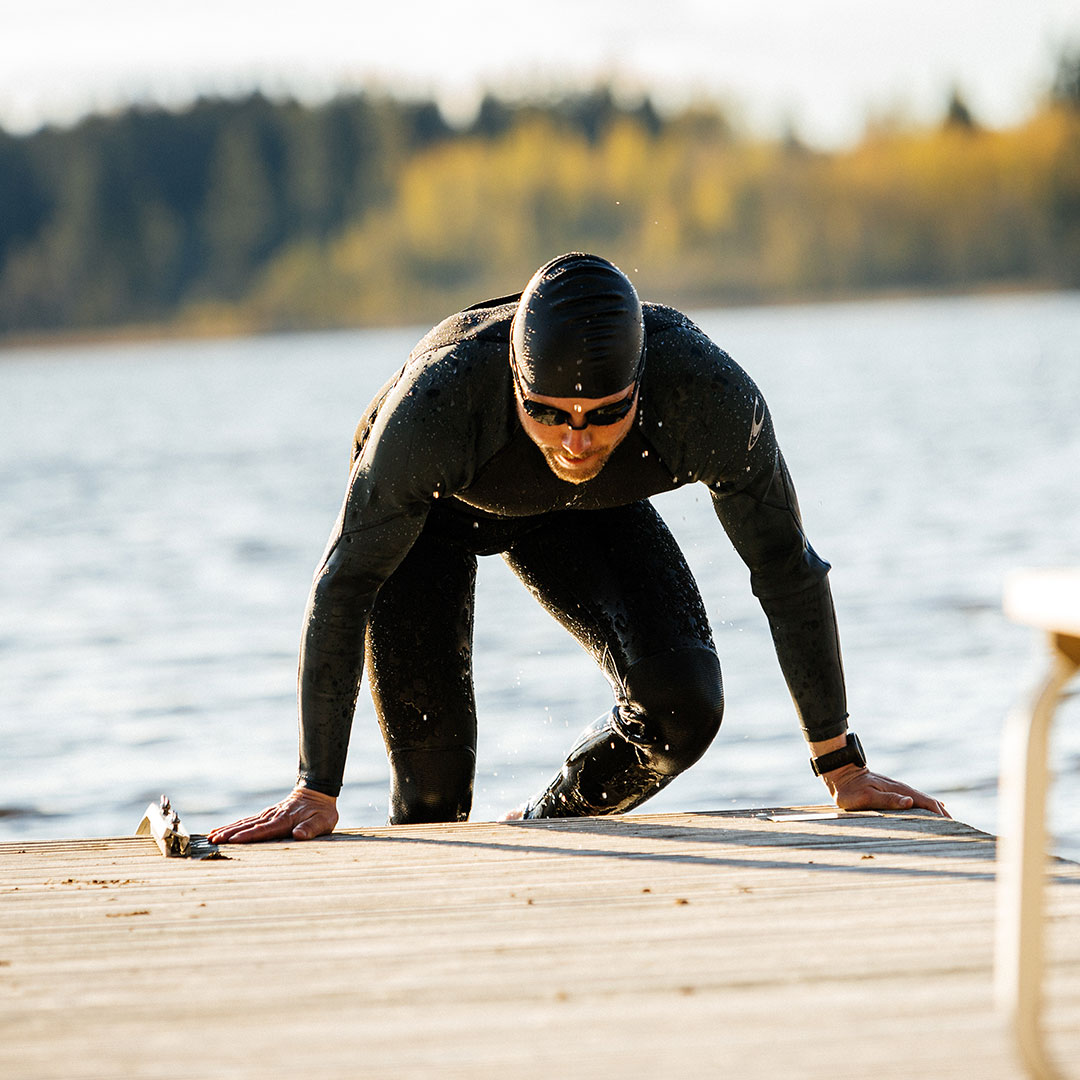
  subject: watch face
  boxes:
[848,733,866,766]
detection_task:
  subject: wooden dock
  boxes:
[3,807,1078,1079]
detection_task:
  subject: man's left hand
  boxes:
[823,763,950,817]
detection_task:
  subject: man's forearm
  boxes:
[296,571,371,796]
[758,578,849,743]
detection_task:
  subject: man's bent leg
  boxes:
[523,647,724,817]
[504,502,724,818]
[366,529,479,824]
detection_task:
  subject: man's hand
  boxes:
[809,734,949,817]
[823,763,950,817]
[208,786,339,844]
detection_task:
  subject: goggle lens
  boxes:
[519,393,636,428]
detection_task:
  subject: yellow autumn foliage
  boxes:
[245,102,1080,329]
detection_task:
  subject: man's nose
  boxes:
[562,425,592,454]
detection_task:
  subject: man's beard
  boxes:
[540,445,613,484]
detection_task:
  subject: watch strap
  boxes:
[811,732,865,776]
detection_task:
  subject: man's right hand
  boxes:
[208,786,339,844]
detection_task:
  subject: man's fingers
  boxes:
[209,789,338,844]
[882,784,949,818]
[208,817,264,843]
[208,815,277,844]
[210,806,305,844]
[210,817,289,844]
[832,770,949,818]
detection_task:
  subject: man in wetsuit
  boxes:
[210,253,945,844]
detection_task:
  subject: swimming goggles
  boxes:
[511,348,644,429]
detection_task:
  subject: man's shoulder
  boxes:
[642,301,701,338]
[638,302,763,476]
[642,302,742,382]
[642,302,728,366]
[410,294,519,361]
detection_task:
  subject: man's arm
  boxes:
[211,458,429,843]
[702,381,947,815]
[206,524,407,844]
[209,339,498,842]
[714,469,948,816]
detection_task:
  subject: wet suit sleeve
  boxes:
[710,436,849,743]
[645,318,848,743]
[296,470,427,796]
[296,352,482,796]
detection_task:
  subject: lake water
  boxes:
[2,291,1078,859]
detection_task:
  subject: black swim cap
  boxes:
[511,253,645,398]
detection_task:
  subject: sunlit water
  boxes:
[2,292,1078,859]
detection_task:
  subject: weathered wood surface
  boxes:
[2,807,1078,1079]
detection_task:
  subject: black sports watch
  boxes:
[810,732,866,776]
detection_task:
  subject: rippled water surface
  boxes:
[2,292,1078,858]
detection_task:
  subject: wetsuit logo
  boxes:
[748,396,765,451]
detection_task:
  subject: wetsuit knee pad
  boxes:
[619,646,724,775]
[388,747,475,825]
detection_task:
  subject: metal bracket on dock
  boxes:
[135,795,191,857]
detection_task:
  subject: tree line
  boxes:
[1,56,1078,340]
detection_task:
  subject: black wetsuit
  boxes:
[297,298,848,822]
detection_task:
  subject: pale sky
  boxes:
[3,0,1079,146]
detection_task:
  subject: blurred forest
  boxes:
[2,51,1079,340]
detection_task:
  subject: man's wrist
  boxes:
[810,732,865,776]
[295,782,338,803]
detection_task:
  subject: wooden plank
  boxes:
[2,807,1078,1079]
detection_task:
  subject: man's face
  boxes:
[515,382,639,484]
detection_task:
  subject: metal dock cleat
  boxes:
[135,795,191,857]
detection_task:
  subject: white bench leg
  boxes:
[996,632,1079,1080]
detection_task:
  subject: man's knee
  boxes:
[388,747,475,824]
[619,647,724,775]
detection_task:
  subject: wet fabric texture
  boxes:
[296,294,848,816]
